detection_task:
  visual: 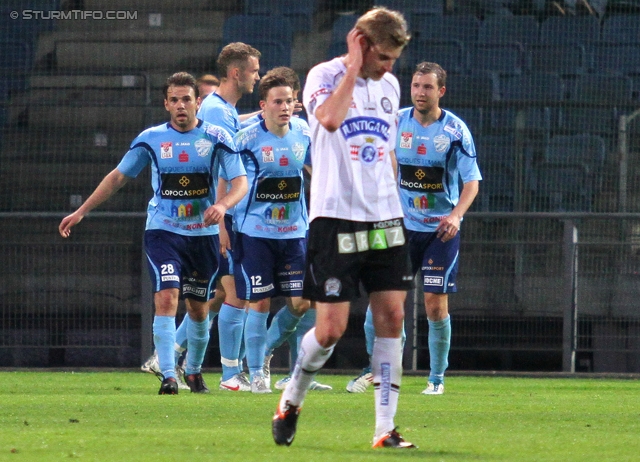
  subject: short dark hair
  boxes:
[216,42,262,79]
[258,72,291,101]
[163,72,198,99]
[414,62,447,88]
[266,67,300,93]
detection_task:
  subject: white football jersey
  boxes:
[303,57,403,222]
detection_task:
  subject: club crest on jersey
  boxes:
[324,277,342,297]
[262,146,274,162]
[380,97,393,114]
[434,134,450,153]
[194,138,213,157]
[400,132,413,149]
[292,142,305,161]
[161,142,173,159]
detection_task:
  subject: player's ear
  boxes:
[259,99,266,111]
[164,99,170,112]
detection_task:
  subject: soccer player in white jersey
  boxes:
[59,72,247,394]
[346,62,482,396]
[271,7,417,449]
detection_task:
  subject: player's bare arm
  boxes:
[204,175,247,227]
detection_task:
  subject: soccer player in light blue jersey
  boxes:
[232,70,312,393]
[59,72,248,394]
[179,43,262,392]
[347,62,481,396]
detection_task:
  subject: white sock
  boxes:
[372,336,403,439]
[280,328,334,410]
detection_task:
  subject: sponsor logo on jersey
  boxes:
[179,150,189,162]
[434,134,450,153]
[381,97,393,114]
[292,142,305,161]
[424,276,444,286]
[279,155,289,166]
[399,165,445,192]
[262,146,274,163]
[195,138,213,157]
[444,121,462,139]
[407,193,437,212]
[400,131,413,149]
[340,116,390,141]
[161,142,173,159]
[161,173,210,199]
[417,143,427,155]
[255,176,302,202]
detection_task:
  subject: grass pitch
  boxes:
[1,371,639,461]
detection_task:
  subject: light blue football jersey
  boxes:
[396,108,482,232]
[116,120,245,236]
[233,118,311,239]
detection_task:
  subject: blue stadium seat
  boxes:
[478,15,540,46]
[602,15,640,43]
[0,39,32,93]
[474,135,515,211]
[490,73,564,136]
[467,43,525,75]
[222,15,293,72]
[376,0,444,17]
[544,134,606,175]
[326,14,357,59]
[527,44,589,76]
[540,15,601,45]
[531,162,592,211]
[562,74,633,138]
[399,39,466,75]
[412,14,480,44]
[444,72,500,105]
[243,0,316,34]
[590,44,640,76]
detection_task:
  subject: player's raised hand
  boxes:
[346,28,366,71]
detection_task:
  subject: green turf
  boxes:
[1,372,639,461]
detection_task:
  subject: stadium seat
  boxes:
[326,14,357,59]
[590,44,640,76]
[531,162,592,211]
[467,43,525,75]
[562,74,633,139]
[526,44,589,77]
[540,15,601,45]
[490,73,564,136]
[544,134,606,176]
[243,0,316,34]
[444,72,500,106]
[398,39,466,75]
[478,15,540,46]
[474,135,516,211]
[376,0,444,18]
[223,14,293,46]
[411,14,480,44]
[602,15,640,43]
[0,39,32,94]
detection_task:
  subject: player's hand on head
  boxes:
[346,28,365,69]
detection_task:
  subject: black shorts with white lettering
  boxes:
[303,218,414,302]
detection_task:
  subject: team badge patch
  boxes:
[262,146,274,162]
[400,131,413,149]
[381,97,393,114]
[434,134,450,153]
[359,137,378,165]
[292,142,305,161]
[324,277,342,297]
[161,142,173,159]
[194,138,213,157]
